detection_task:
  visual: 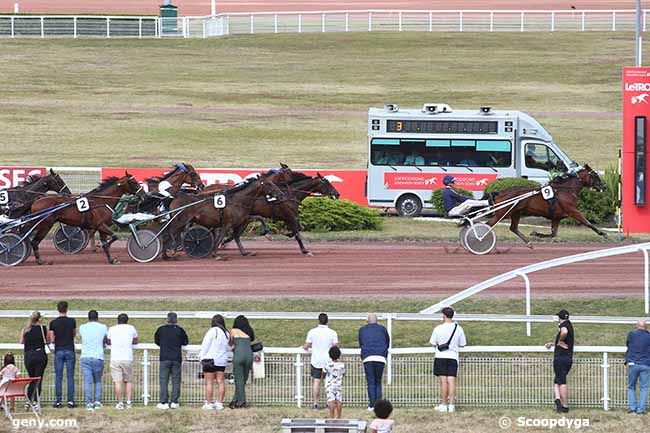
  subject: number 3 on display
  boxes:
[214,195,226,209]
[0,191,8,205]
[76,197,90,212]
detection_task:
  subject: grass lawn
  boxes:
[0,297,643,349]
[0,32,645,170]
[8,407,648,433]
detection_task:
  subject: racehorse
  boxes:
[486,165,607,247]
[226,173,340,256]
[29,173,142,265]
[164,175,287,260]
[1,170,70,218]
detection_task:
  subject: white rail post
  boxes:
[520,11,524,32]
[298,14,301,33]
[459,11,463,32]
[581,11,585,31]
[142,349,150,406]
[40,16,44,38]
[345,13,349,32]
[10,16,14,38]
[612,11,616,31]
[517,273,532,337]
[274,14,278,34]
[490,11,494,32]
[368,12,372,32]
[643,248,649,314]
[250,14,254,34]
[602,352,610,411]
[138,18,142,39]
[551,11,555,31]
[106,17,110,38]
[202,18,206,38]
[428,11,432,31]
[321,13,325,33]
[226,14,230,35]
[295,353,302,408]
[398,11,402,32]
[387,314,393,385]
[157,17,161,38]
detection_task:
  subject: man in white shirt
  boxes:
[429,307,466,413]
[107,313,139,410]
[303,313,339,410]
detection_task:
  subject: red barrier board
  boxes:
[0,167,46,189]
[622,67,650,233]
[102,168,368,205]
[383,172,498,191]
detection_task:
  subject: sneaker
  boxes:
[86,403,94,412]
[434,404,448,412]
[156,403,169,410]
[67,401,77,409]
[213,402,224,410]
[561,406,569,413]
[115,402,125,410]
[367,407,374,412]
[170,402,179,409]
[202,402,214,410]
[53,402,63,409]
[447,404,455,413]
[126,401,133,409]
[93,402,103,410]
[312,403,319,411]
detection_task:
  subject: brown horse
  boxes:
[30,173,142,264]
[165,175,286,260]
[486,165,607,247]
[1,169,71,219]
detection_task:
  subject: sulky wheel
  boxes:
[0,233,29,267]
[463,222,497,255]
[53,224,90,255]
[127,229,162,263]
[182,225,214,259]
[458,224,470,251]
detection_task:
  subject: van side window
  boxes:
[525,143,567,171]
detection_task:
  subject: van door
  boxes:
[520,141,569,184]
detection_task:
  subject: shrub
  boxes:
[484,177,541,194]
[569,166,618,226]
[298,198,383,232]
[431,187,473,216]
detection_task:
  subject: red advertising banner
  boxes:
[383,172,498,191]
[0,167,46,189]
[622,67,650,233]
[101,168,368,205]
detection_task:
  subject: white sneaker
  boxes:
[169,402,179,409]
[202,402,214,410]
[434,404,448,412]
[156,403,169,410]
[447,404,455,413]
[115,402,125,410]
[93,402,103,410]
[125,401,133,409]
[86,403,94,412]
[367,407,374,412]
[213,402,224,410]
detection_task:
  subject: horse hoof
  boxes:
[264,234,273,241]
[110,259,120,265]
[304,251,314,257]
[36,259,50,266]
[526,243,534,250]
[214,256,228,261]
[243,252,256,257]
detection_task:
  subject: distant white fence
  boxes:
[0,10,647,38]
[0,343,628,409]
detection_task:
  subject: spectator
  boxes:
[20,311,50,409]
[369,399,394,433]
[0,353,21,412]
[199,314,230,411]
[545,309,574,413]
[303,313,339,410]
[359,313,390,411]
[107,313,138,410]
[48,301,76,409]
[79,310,107,412]
[324,346,345,419]
[430,306,466,413]
[155,312,189,410]
[625,319,650,414]
[229,315,255,409]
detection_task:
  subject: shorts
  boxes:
[553,357,573,385]
[326,386,342,402]
[203,365,226,373]
[110,361,133,383]
[433,358,458,377]
[311,366,324,379]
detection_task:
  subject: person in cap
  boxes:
[545,309,574,413]
[154,312,189,409]
[441,176,489,217]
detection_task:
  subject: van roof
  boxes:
[369,106,520,118]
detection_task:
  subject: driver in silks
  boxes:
[442,175,489,217]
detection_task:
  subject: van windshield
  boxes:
[524,143,568,172]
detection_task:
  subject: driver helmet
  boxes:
[443,175,456,186]
[174,163,188,173]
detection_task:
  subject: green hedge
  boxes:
[431,187,473,216]
[484,177,541,193]
[299,197,383,232]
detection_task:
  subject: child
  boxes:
[323,346,345,419]
[0,353,21,412]
[369,399,394,433]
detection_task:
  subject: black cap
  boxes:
[558,309,570,320]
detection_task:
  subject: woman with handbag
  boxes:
[19,311,51,408]
[199,315,230,411]
[228,315,255,409]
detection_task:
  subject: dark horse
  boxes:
[165,174,287,260]
[30,173,142,264]
[224,173,340,256]
[1,169,70,218]
[487,165,607,247]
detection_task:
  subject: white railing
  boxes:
[0,343,627,409]
[0,10,647,38]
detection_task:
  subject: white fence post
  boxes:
[581,11,585,31]
[202,18,206,38]
[295,353,302,408]
[142,349,150,406]
[612,11,616,31]
[345,13,349,32]
[387,314,393,385]
[138,18,142,39]
[274,14,278,34]
[321,13,325,33]
[10,16,14,38]
[459,11,463,32]
[398,11,402,31]
[520,11,524,32]
[490,11,494,32]
[106,17,110,38]
[602,352,609,411]
[298,14,301,33]
[40,16,44,38]
[551,11,555,31]
[428,11,432,31]
[518,273,532,337]
[368,12,372,32]
[250,14,254,34]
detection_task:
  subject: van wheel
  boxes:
[396,195,422,217]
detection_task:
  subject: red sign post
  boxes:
[622,67,650,233]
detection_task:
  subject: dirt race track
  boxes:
[0,240,644,299]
